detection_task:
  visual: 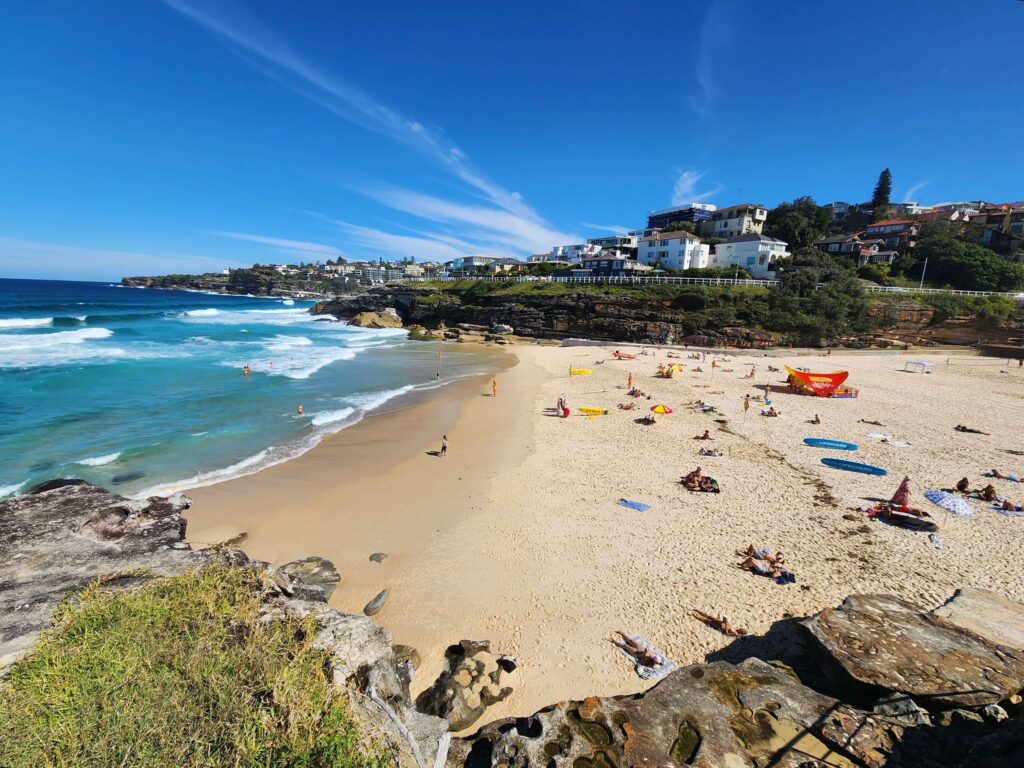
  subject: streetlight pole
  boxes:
[919,257,929,290]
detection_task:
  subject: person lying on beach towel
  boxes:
[993,501,1024,516]
[681,470,720,493]
[859,419,885,427]
[617,402,636,410]
[809,414,821,425]
[738,555,796,584]
[694,366,704,372]
[691,610,748,637]
[693,430,714,441]
[739,544,785,565]
[761,407,780,417]
[699,448,723,457]
[987,469,1022,482]
[607,631,676,680]
[767,365,780,372]
[954,425,990,435]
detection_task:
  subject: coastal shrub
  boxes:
[0,564,385,768]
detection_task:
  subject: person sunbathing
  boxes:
[617,402,636,410]
[955,477,971,493]
[694,366,704,372]
[743,369,755,379]
[698,476,719,493]
[988,469,1021,481]
[693,430,713,441]
[762,407,779,417]
[691,610,748,637]
[767,365,780,372]
[699,448,722,457]
[810,414,821,425]
[681,467,703,490]
[982,484,998,502]
[740,544,785,565]
[607,631,664,668]
[1000,499,1023,512]
[954,425,990,435]
[859,419,885,426]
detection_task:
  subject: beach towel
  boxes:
[613,634,677,680]
[991,504,1024,517]
[617,498,651,512]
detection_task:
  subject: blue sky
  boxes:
[1,0,1022,280]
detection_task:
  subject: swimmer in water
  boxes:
[297,403,304,416]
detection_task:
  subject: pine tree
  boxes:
[871,168,892,221]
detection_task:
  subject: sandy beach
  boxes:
[186,342,1024,726]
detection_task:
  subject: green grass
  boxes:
[0,565,387,768]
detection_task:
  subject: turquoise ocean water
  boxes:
[0,279,500,498]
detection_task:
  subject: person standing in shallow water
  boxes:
[440,435,448,457]
[296,403,303,416]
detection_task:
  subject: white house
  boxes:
[697,204,768,239]
[549,243,601,263]
[710,234,789,278]
[637,232,709,270]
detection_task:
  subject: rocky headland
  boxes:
[2,482,1023,767]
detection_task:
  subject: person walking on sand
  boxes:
[627,372,633,390]
[491,379,497,398]
[440,434,448,457]
[296,403,304,416]
[743,394,750,416]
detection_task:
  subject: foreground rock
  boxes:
[417,640,518,731]
[449,658,908,768]
[931,586,1024,650]
[0,481,204,671]
[801,593,1024,709]
[280,556,341,600]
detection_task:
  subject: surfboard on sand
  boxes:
[821,457,887,476]
[569,369,593,376]
[578,407,608,416]
[803,437,858,451]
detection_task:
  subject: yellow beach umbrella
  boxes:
[650,404,673,415]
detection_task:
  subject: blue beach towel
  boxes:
[617,498,651,512]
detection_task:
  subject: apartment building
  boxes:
[697,204,767,239]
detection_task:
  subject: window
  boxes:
[759,256,766,264]
[746,257,755,265]
[828,243,839,252]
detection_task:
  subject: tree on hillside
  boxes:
[871,168,893,221]
[767,248,871,344]
[763,197,828,250]
[661,220,696,234]
[913,235,1024,292]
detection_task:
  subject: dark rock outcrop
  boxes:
[417,640,518,731]
[311,287,773,346]
[801,593,1024,709]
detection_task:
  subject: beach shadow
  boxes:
[860,496,889,504]
[425,450,442,457]
[633,417,656,426]
[1003,449,1024,456]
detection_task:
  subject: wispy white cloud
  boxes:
[213,231,345,257]
[581,222,631,235]
[671,170,721,206]
[162,0,575,262]
[0,236,233,282]
[900,179,929,203]
[359,186,579,254]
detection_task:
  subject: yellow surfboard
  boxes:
[578,407,608,415]
[569,368,593,376]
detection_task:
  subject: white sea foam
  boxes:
[0,482,25,499]
[281,299,295,305]
[0,317,53,329]
[76,452,121,466]
[310,406,356,427]
[346,385,416,413]
[185,308,221,317]
[136,448,276,497]
[0,327,175,369]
